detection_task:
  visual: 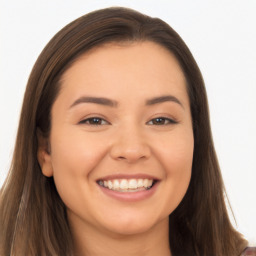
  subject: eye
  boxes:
[79,117,110,125]
[147,117,177,125]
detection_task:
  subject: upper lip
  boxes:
[97,174,160,181]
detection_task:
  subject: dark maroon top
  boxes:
[241,247,256,256]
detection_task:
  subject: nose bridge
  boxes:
[110,121,151,162]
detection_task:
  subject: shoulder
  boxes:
[241,247,256,256]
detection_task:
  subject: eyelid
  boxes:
[78,116,110,125]
[77,114,178,126]
[146,116,178,125]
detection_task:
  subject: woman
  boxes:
[0,7,251,256]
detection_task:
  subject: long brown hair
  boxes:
[0,7,247,256]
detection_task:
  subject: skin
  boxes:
[38,41,194,256]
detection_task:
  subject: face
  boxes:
[38,41,194,237]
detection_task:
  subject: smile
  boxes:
[97,178,154,192]
[96,175,159,202]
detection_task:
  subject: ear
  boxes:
[37,129,53,177]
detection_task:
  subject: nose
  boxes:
[109,125,151,163]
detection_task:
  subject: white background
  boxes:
[0,0,255,245]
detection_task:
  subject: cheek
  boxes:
[155,127,194,174]
[49,129,108,200]
[153,129,194,213]
[166,131,193,187]
[48,129,111,217]
[50,129,107,173]
[165,141,193,190]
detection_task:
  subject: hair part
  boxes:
[0,7,247,256]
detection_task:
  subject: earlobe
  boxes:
[37,129,53,177]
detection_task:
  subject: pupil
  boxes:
[154,118,164,125]
[91,118,101,124]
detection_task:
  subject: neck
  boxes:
[70,217,171,256]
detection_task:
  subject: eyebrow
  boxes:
[69,95,184,109]
[146,95,184,108]
[70,96,118,108]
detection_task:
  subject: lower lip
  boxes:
[98,182,159,202]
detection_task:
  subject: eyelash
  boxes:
[79,117,110,125]
[79,117,177,126]
[147,117,178,125]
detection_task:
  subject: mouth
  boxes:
[97,178,157,192]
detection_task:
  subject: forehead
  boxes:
[58,41,189,107]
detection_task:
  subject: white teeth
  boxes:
[138,179,144,188]
[143,179,148,188]
[120,179,128,189]
[128,179,137,189]
[107,180,113,189]
[99,178,154,192]
[113,180,119,190]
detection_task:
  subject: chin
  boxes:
[105,223,155,236]
[98,213,168,237]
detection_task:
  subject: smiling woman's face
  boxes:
[38,41,194,237]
